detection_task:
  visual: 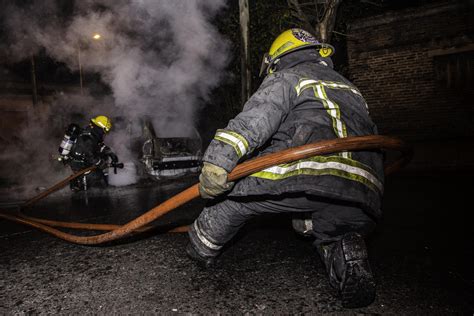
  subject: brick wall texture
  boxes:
[347,1,473,141]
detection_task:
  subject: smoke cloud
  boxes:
[0,0,229,193]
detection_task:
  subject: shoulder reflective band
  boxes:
[214,129,250,158]
[296,79,361,96]
[251,155,383,194]
[193,221,223,251]
[296,79,369,111]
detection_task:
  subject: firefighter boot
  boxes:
[185,242,216,268]
[318,233,376,308]
[69,176,85,192]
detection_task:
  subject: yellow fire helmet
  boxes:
[259,28,335,76]
[91,115,112,133]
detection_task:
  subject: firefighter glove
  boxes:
[199,162,234,199]
[109,152,119,163]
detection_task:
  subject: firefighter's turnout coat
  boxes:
[69,125,114,170]
[204,50,384,216]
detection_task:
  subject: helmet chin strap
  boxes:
[259,57,280,77]
[258,53,269,77]
[268,59,280,74]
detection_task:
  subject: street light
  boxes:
[78,33,102,94]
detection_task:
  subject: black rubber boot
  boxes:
[185,242,216,268]
[69,177,85,192]
[318,233,376,308]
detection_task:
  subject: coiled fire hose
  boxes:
[0,135,412,245]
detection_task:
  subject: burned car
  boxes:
[135,119,203,180]
[141,136,202,180]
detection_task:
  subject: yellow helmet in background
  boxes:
[91,115,112,133]
[260,28,335,76]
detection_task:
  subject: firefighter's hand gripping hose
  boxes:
[0,135,412,245]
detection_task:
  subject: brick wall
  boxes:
[347,1,473,141]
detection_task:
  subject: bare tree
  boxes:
[239,0,251,106]
[287,0,342,43]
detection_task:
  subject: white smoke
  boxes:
[0,0,229,191]
[108,162,138,187]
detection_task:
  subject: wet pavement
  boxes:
[0,173,473,314]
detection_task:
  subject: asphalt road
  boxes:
[1,173,473,314]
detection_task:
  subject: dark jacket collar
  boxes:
[274,49,334,72]
[84,124,105,142]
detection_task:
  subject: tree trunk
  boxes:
[30,55,38,106]
[239,0,251,107]
[315,0,341,43]
[287,0,342,43]
[287,0,317,36]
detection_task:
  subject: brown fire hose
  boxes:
[0,135,412,245]
[22,166,97,208]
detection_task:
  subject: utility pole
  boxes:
[30,55,38,106]
[239,0,251,107]
[77,46,84,95]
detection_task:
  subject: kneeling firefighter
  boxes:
[58,115,120,192]
[187,29,384,308]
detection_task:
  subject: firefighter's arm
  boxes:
[100,144,119,163]
[203,72,296,172]
[98,144,123,173]
[199,72,296,198]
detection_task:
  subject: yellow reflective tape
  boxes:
[215,135,243,158]
[316,85,351,159]
[253,167,380,193]
[295,79,317,95]
[273,41,294,59]
[295,79,362,96]
[214,129,250,158]
[220,130,249,152]
[296,78,352,158]
[250,155,383,193]
[275,155,376,173]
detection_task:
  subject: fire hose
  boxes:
[0,135,412,245]
[22,162,124,208]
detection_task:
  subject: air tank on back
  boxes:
[58,123,81,158]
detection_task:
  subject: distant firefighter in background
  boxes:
[58,115,120,191]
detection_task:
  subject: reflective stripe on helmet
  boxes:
[214,129,249,158]
[251,155,383,194]
[96,121,106,128]
[91,115,112,132]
